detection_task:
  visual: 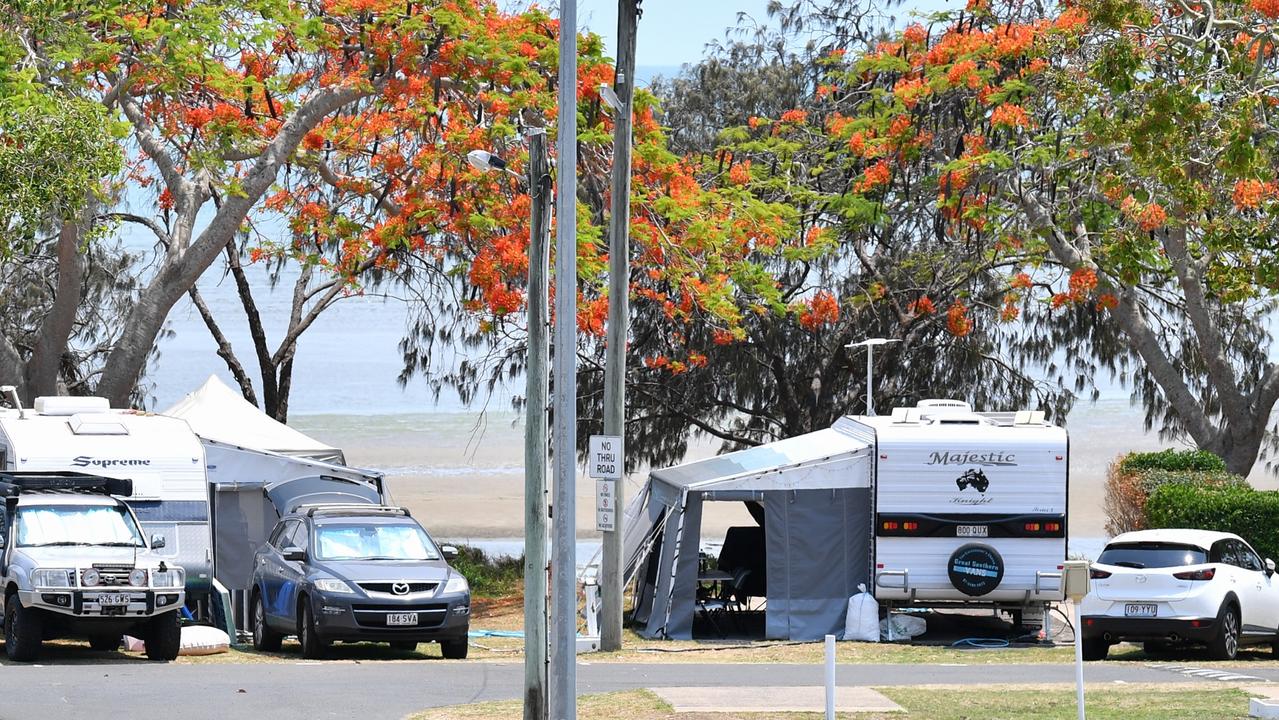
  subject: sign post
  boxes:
[589,435,622,533]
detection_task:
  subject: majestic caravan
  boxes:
[848,400,1069,629]
[0,392,213,614]
[624,399,1067,640]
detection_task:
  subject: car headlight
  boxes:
[31,569,73,588]
[443,573,469,595]
[128,569,148,587]
[82,568,101,587]
[313,578,355,594]
[151,568,185,588]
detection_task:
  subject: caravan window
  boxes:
[15,505,145,548]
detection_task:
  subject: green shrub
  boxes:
[449,545,524,599]
[1145,483,1279,561]
[1119,449,1227,474]
[1104,450,1244,536]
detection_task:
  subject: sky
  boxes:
[575,0,959,77]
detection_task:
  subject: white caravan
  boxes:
[0,396,212,606]
[846,400,1068,624]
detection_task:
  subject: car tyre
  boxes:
[298,597,328,659]
[145,611,182,661]
[440,635,468,660]
[390,641,418,652]
[89,634,122,652]
[1081,637,1109,661]
[251,592,283,652]
[1208,603,1240,661]
[4,594,41,662]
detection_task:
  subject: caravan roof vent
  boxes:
[1014,410,1047,426]
[924,412,994,426]
[34,396,110,416]
[67,413,129,436]
[916,399,972,412]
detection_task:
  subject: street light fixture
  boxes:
[845,338,899,416]
[598,83,622,114]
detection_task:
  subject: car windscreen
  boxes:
[16,504,146,548]
[1096,542,1208,569]
[313,522,441,561]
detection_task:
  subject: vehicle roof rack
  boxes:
[295,503,410,518]
[0,471,132,498]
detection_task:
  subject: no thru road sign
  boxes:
[589,435,623,480]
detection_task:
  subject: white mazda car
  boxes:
[1080,529,1279,660]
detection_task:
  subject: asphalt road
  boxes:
[2,658,1275,720]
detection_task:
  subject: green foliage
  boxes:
[1104,450,1242,536]
[1119,449,1228,474]
[1146,483,1279,562]
[449,545,523,599]
[0,93,121,254]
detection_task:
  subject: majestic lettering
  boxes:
[70,456,151,469]
[928,451,1016,467]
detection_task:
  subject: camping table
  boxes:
[696,569,737,636]
[697,569,733,594]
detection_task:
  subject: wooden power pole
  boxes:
[523,127,551,720]
[600,0,640,653]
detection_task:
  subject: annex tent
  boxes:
[162,375,344,463]
[624,418,875,641]
[202,439,387,629]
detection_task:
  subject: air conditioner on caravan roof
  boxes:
[32,397,110,416]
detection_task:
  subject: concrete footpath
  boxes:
[0,660,1274,720]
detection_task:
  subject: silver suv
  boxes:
[0,472,186,661]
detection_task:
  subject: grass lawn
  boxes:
[406,686,1255,720]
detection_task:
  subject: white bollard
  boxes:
[1073,600,1086,720]
[825,633,836,720]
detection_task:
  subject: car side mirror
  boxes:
[150,533,166,550]
[282,546,306,563]
[1266,559,1275,577]
[441,544,458,561]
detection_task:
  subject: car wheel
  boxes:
[4,594,41,662]
[298,597,328,659]
[88,634,122,652]
[390,641,418,652]
[145,611,182,661]
[252,592,283,652]
[1208,603,1240,661]
[440,636,468,660]
[1081,637,1109,661]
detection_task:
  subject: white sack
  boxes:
[842,583,880,642]
[179,625,230,655]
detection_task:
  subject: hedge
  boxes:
[1145,483,1279,562]
[1103,449,1244,536]
[1118,449,1227,474]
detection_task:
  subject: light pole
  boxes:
[844,338,899,416]
[598,0,640,654]
[467,139,551,720]
[551,0,579,717]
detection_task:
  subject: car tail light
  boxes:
[1173,568,1216,581]
[1089,568,1112,579]
[902,521,919,532]
[883,521,899,531]
[1024,522,1041,532]
[1045,522,1061,532]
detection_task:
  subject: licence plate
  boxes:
[387,613,418,626]
[97,594,131,606]
[957,525,988,538]
[1125,603,1157,617]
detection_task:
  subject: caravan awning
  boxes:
[650,426,873,497]
[162,375,344,463]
